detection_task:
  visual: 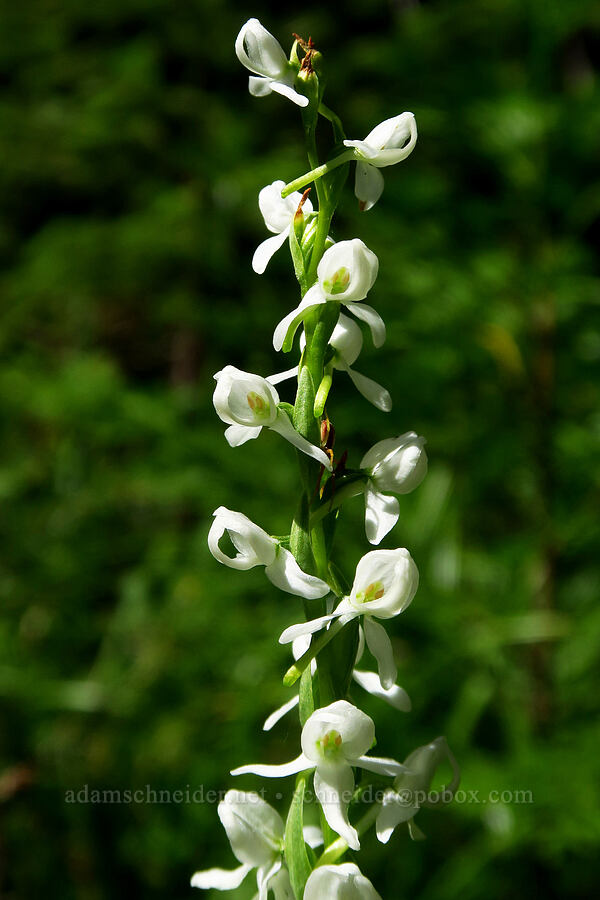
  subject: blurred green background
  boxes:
[1,0,599,897]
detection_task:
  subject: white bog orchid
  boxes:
[263,631,410,732]
[361,432,428,545]
[191,790,293,899]
[304,863,382,900]
[213,365,332,471]
[235,19,308,108]
[252,181,313,275]
[273,239,385,353]
[377,737,460,844]
[343,112,418,211]
[209,507,329,600]
[268,314,392,412]
[232,700,407,851]
[279,548,419,690]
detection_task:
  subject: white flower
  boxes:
[213,365,332,470]
[209,507,329,600]
[235,19,308,108]
[279,549,418,690]
[232,700,407,851]
[268,314,391,412]
[360,432,428,544]
[191,790,294,899]
[303,863,382,900]
[273,239,385,353]
[343,112,418,211]
[263,630,410,732]
[376,737,460,843]
[252,181,314,275]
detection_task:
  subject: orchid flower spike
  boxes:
[268,314,391,412]
[213,365,332,470]
[377,737,460,844]
[360,432,428,544]
[273,239,385,353]
[209,507,329,600]
[279,548,419,690]
[263,630,410,732]
[304,863,382,900]
[232,700,407,851]
[191,790,293,899]
[235,19,308,107]
[252,180,314,275]
[343,112,418,211]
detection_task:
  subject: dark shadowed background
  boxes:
[1,0,599,897]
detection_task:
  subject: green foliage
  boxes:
[1,0,599,898]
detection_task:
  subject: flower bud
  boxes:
[304,863,382,900]
[361,432,427,495]
[348,548,418,619]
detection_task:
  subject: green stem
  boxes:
[283,616,348,687]
[281,151,353,198]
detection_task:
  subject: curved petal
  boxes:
[272,284,326,352]
[252,228,290,274]
[225,424,262,447]
[231,753,313,779]
[269,409,332,470]
[363,617,397,690]
[376,791,417,844]
[270,80,309,107]
[265,547,330,599]
[248,75,273,97]
[263,695,300,732]
[354,754,409,777]
[191,862,252,890]
[345,366,392,412]
[278,612,340,645]
[364,485,400,545]
[345,303,386,348]
[302,825,324,848]
[257,860,282,900]
[351,669,411,712]
[266,366,298,385]
[354,162,385,212]
[314,764,359,850]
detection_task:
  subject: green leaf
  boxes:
[284,772,313,899]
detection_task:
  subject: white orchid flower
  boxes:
[209,507,329,600]
[263,630,410,732]
[376,737,460,844]
[232,700,407,851]
[235,19,308,108]
[213,365,332,470]
[343,112,418,211]
[191,790,293,899]
[360,432,428,545]
[304,863,382,900]
[273,239,385,353]
[279,549,418,690]
[252,180,314,275]
[268,314,391,412]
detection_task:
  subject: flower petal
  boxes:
[345,366,392,412]
[257,860,282,900]
[269,409,332,470]
[265,548,330,599]
[225,424,262,447]
[345,303,386,348]
[354,162,385,211]
[302,825,324,848]
[376,790,418,844]
[263,695,300,732]
[314,764,359,850]
[270,80,309,107]
[363,617,397,690]
[354,754,409,777]
[351,669,411,712]
[364,485,400,545]
[191,862,252,890]
[231,753,313,779]
[278,612,341,645]
[272,284,326,352]
[248,75,273,97]
[252,229,290,274]
[266,365,298,386]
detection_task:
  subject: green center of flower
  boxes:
[317,729,343,760]
[356,580,385,604]
[323,267,350,295]
[247,391,270,419]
